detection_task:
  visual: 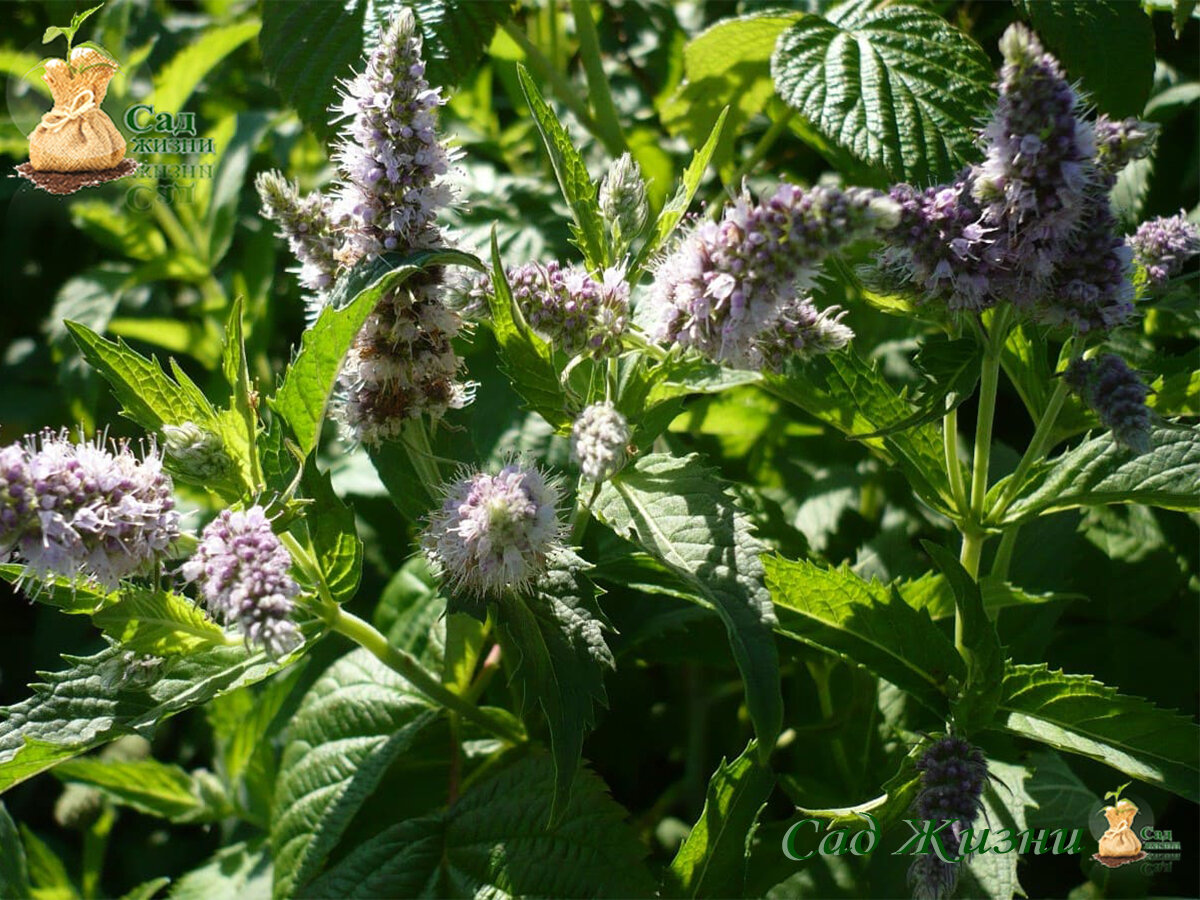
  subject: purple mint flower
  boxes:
[255,170,342,304]
[504,261,630,357]
[336,272,475,445]
[570,402,631,482]
[1128,212,1200,286]
[650,182,897,371]
[0,431,179,591]
[422,463,562,598]
[182,506,301,657]
[1064,354,1153,454]
[331,9,457,261]
[1092,116,1159,184]
[908,853,960,900]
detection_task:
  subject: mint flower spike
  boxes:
[182,506,302,657]
[330,7,458,264]
[422,463,564,599]
[1064,354,1153,455]
[255,170,342,304]
[649,182,898,371]
[504,261,630,358]
[0,429,179,592]
[571,402,631,482]
[1128,212,1200,286]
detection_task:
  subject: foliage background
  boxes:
[0,1,1196,898]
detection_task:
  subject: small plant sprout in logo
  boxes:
[1092,782,1146,867]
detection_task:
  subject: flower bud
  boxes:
[599,153,649,250]
[1065,354,1153,454]
[571,403,631,482]
[162,422,232,481]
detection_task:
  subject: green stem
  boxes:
[990,525,1019,583]
[329,606,525,745]
[81,807,114,900]
[969,332,1004,526]
[501,20,604,145]
[959,530,985,584]
[807,658,855,789]
[944,405,967,516]
[569,0,627,156]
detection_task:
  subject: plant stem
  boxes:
[501,20,605,147]
[329,606,525,745]
[944,405,967,516]
[569,0,627,156]
[990,525,1019,582]
[969,331,1003,526]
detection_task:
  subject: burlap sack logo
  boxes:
[1091,782,1146,867]
[14,4,137,195]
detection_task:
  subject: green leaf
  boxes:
[594,454,783,757]
[771,2,994,183]
[665,740,775,898]
[517,64,608,270]
[18,825,75,900]
[854,336,981,439]
[0,641,309,796]
[1017,0,1155,117]
[68,5,104,35]
[634,107,728,273]
[963,760,1031,900]
[1025,750,1097,829]
[53,757,206,822]
[658,13,803,179]
[43,26,66,46]
[119,877,170,900]
[65,322,218,433]
[763,556,962,715]
[484,232,573,431]
[301,462,362,606]
[923,543,1003,735]
[300,754,655,899]
[170,841,270,900]
[271,249,480,457]
[0,566,116,616]
[1000,323,1051,422]
[92,590,228,657]
[373,558,446,666]
[0,802,31,900]
[898,572,1069,621]
[790,746,922,831]
[406,1,513,89]
[270,649,439,900]
[261,1,366,144]
[493,552,613,823]
[994,662,1200,802]
[106,318,222,370]
[152,20,261,118]
[69,201,166,261]
[993,424,1200,524]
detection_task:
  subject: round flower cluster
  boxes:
[570,403,631,482]
[1064,354,1153,454]
[907,736,988,899]
[422,463,562,598]
[649,183,898,371]
[182,506,301,657]
[504,262,631,357]
[161,422,232,482]
[255,170,341,297]
[0,430,179,591]
[1128,212,1200,286]
[330,8,456,260]
[337,272,476,444]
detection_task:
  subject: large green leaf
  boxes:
[270,249,480,456]
[517,64,608,270]
[854,336,980,440]
[407,0,513,89]
[763,556,962,715]
[300,462,362,606]
[260,1,365,144]
[494,553,613,823]
[52,757,212,822]
[771,1,994,183]
[994,663,1200,802]
[665,740,775,899]
[594,454,783,758]
[19,824,76,900]
[0,642,309,796]
[963,760,1032,899]
[0,802,31,900]
[170,840,271,900]
[1017,0,1155,117]
[152,20,260,116]
[300,754,655,899]
[69,200,166,261]
[992,425,1200,525]
[92,590,228,657]
[270,649,439,900]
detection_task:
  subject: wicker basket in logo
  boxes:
[29,48,125,172]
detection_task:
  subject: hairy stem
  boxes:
[329,606,525,745]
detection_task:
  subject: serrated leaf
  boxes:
[763,556,962,715]
[152,20,261,118]
[300,754,655,899]
[994,662,1200,801]
[406,0,513,89]
[898,572,1068,621]
[53,757,205,822]
[373,558,446,667]
[517,64,608,270]
[65,322,218,432]
[484,232,573,430]
[1018,0,1155,117]
[271,249,480,456]
[594,454,783,757]
[300,462,362,606]
[963,760,1031,900]
[665,740,775,898]
[494,552,613,823]
[635,107,728,273]
[771,2,994,183]
[92,590,228,657]
[923,543,1003,735]
[170,841,270,900]
[992,424,1200,524]
[791,746,922,832]
[855,336,981,439]
[0,802,31,900]
[270,649,439,900]
[1025,750,1096,829]
[260,1,365,145]
[0,641,309,795]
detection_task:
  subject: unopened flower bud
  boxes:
[571,403,631,482]
[162,422,232,481]
[1065,354,1153,454]
[54,783,104,830]
[599,153,649,250]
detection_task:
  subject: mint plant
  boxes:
[0,2,1197,899]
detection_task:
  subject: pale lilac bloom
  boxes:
[1128,212,1200,285]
